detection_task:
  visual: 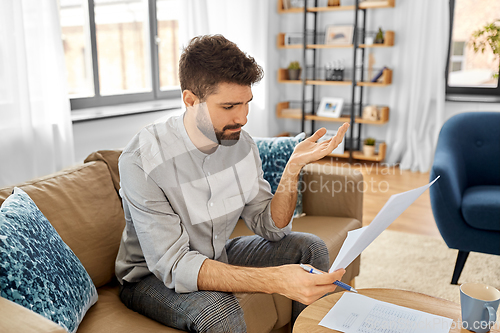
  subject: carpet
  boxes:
[354,230,500,306]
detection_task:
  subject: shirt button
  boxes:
[210,202,214,207]
[207,172,211,176]
[215,235,218,239]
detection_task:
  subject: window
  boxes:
[446,0,500,99]
[59,0,181,110]
[449,41,465,73]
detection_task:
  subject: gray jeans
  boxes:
[119,232,329,333]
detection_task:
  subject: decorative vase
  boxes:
[365,36,374,45]
[362,105,379,121]
[288,69,301,81]
[363,145,375,157]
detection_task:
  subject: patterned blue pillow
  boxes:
[0,188,98,333]
[254,133,306,217]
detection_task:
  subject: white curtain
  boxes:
[179,0,270,137]
[385,0,449,172]
[0,0,74,188]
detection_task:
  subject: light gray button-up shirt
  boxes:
[115,115,292,293]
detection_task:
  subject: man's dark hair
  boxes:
[179,34,264,101]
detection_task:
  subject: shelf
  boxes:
[308,5,356,12]
[359,31,395,48]
[277,33,303,49]
[306,79,352,86]
[277,0,395,14]
[277,0,304,13]
[278,68,393,86]
[277,31,394,49]
[277,69,302,83]
[358,106,390,124]
[358,0,395,9]
[307,0,394,12]
[307,44,353,49]
[327,143,387,162]
[358,68,393,86]
[328,151,351,158]
[351,143,387,161]
[276,102,390,125]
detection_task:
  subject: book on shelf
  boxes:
[371,66,387,82]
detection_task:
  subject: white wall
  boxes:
[73,109,183,163]
[444,101,500,120]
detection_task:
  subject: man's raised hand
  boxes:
[288,123,350,174]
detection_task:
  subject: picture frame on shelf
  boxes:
[316,97,344,118]
[317,129,345,155]
[325,25,354,45]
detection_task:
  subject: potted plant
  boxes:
[374,27,384,44]
[469,19,500,79]
[288,61,302,80]
[363,137,376,156]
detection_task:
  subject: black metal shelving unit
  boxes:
[302,0,365,163]
[277,0,395,163]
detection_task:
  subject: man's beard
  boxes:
[196,105,242,146]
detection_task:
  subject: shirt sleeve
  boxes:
[239,142,293,241]
[118,151,207,293]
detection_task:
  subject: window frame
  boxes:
[446,0,500,99]
[68,0,181,110]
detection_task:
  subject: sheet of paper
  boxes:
[319,293,453,333]
[329,176,440,272]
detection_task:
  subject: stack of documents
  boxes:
[319,293,453,333]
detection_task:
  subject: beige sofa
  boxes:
[0,150,363,333]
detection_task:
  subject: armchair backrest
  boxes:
[436,112,500,187]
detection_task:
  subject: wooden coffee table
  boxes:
[293,288,500,333]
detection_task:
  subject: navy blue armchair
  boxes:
[430,112,500,284]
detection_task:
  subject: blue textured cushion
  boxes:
[0,188,98,333]
[461,186,500,231]
[254,134,305,217]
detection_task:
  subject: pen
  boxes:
[299,264,358,293]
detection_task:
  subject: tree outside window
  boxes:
[446,0,500,98]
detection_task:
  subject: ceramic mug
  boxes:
[460,283,500,333]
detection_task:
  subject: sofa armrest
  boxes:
[301,164,363,222]
[0,297,67,333]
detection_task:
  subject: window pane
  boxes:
[451,62,462,72]
[448,0,500,88]
[156,0,180,90]
[94,0,152,96]
[59,0,95,98]
[452,41,465,56]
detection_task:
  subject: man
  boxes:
[116,34,349,332]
